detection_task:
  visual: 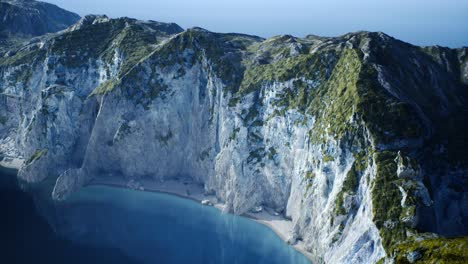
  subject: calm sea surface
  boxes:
[1,168,310,264]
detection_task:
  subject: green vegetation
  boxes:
[51,19,127,68]
[334,162,360,215]
[323,154,335,162]
[0,48,45,86]
[50,18,165,71]
[0,47,46,67]
[108,24,161,75]
[155,29,248,93]
[55,18,178,100]
[90,78,121,96]
[25,149,48,166]
[371,151,407,251]
[237,51,332,96]
[356,66,423,144]
[91,68,169,109]
[353,150,368,173]
[271,80,314,113]
[304,170,316,193]
[306,49,362,143]
[368,150,464,263]
[300,47,423,146]
[393,236,468,264]
[1,19,466,263]
[40,21,425,152]
[370,150,426,255]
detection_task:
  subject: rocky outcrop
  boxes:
[0,13,467,264]
[0,0,80,38]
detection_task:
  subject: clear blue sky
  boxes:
[44,0,468,48]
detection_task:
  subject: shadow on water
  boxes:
[0,166,141,264]
[1,166,311,264]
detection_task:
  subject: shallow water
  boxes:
[56,185,311,264]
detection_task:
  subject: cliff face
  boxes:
[0,13,467,263]
[0,0,80,54]
[0,0,80,37]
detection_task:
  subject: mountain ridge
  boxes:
[0,0,80,53]
[0,0,80,35]
[0,2,467,264]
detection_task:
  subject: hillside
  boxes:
[0,5,467,264]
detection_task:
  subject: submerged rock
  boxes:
[201,199,213,206]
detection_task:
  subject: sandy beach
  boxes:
[0,156,23,170]
[89,176,314,261]
[0,156,313,261]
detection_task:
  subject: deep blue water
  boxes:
[0,167,140,264]
[1,165,310,264]
[56,185,311,264]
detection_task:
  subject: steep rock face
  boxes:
[0,0,80,53]
[0,15,467,263]
[0,0,80,37]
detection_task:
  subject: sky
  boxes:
[43,0,468,48]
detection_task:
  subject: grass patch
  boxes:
[393,236,468,264]
[25,149,48,166]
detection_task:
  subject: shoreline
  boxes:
[0,156,23,170]
[0,160,314,262]
[88,177,314,262]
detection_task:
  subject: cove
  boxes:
[55,185,312,264]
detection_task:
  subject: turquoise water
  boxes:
[56,185,311,264]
